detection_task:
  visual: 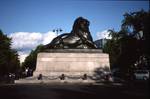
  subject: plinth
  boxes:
[34,49,110,77]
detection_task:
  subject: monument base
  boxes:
[34,49,110,78]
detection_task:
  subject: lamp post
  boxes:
[53,28,63,36]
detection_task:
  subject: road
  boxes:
[0,82,149,99]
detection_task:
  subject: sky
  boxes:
[0,0,149,62]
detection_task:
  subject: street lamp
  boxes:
[53,28,63,36]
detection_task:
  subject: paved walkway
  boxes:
[0,83,149,99]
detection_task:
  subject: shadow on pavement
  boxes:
[0,82,149,99]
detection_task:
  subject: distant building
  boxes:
[94,39,108,49]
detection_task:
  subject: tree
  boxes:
[122,9,150,70]
[22,44,45,76]
[0,30,20,77]
[122,9,150,56]
[103,10,150,78]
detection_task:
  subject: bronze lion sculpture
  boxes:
[45,17,97,49]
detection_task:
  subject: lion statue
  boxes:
[45,17,97,49]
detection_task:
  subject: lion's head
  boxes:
[72,17,90,33]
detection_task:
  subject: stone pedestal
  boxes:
[33,49,110,77]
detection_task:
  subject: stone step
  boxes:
[15,79,96,84]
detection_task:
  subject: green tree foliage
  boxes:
[22,44,45,72]
[0,30,20,76]
[103,10,150,78]
[122,9,150,56]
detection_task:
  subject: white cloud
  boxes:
[18,51,29,63]
[42,31,56,45]
[9,31,57,63]
[97,30,112,39]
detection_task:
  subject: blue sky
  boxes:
[0,0,149,40]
